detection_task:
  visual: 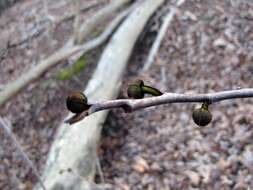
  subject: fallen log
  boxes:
[34,0,164,189]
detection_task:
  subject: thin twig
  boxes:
[142,0,185,71]
[0,117,47,190]
[73,0,82,40]
[0,48,8,62]
[66,88,253,124]
[42,0,56,47]
[96,155,105,184]
[59,1,103,23]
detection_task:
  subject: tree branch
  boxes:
[66,88,253,124]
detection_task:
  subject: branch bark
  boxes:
[35,0,164,189]
[66,88,253,124]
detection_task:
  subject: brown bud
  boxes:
[66,91,90,113]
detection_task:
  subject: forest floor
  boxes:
[1,0,253,190]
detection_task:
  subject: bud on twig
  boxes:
[192,102,212,127]
[127,80,163,99]
[66,91,91,113]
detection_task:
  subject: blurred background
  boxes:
[0,0,253,189]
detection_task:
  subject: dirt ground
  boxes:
[1,0,253,190]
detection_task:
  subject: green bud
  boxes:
[66,91,90,113]
[127,80,163,99]
[192,103,212,127]
[127,80,144,99]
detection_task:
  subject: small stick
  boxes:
[0,117,47,190]
[96,155,105,184]
[142,0,186,71]
[66,88,253,124]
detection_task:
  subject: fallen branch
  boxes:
[0,3,132,107]
[4,1,103,49]
[58,1,103,24]
[66,88,253,124]
[142,0,185,71]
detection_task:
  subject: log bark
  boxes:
[34,0,164,189]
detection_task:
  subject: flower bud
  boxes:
[127,80,144,99]
[66,91,90,113]
[192,103,212,126]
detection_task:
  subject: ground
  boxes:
[0,0,253,190]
